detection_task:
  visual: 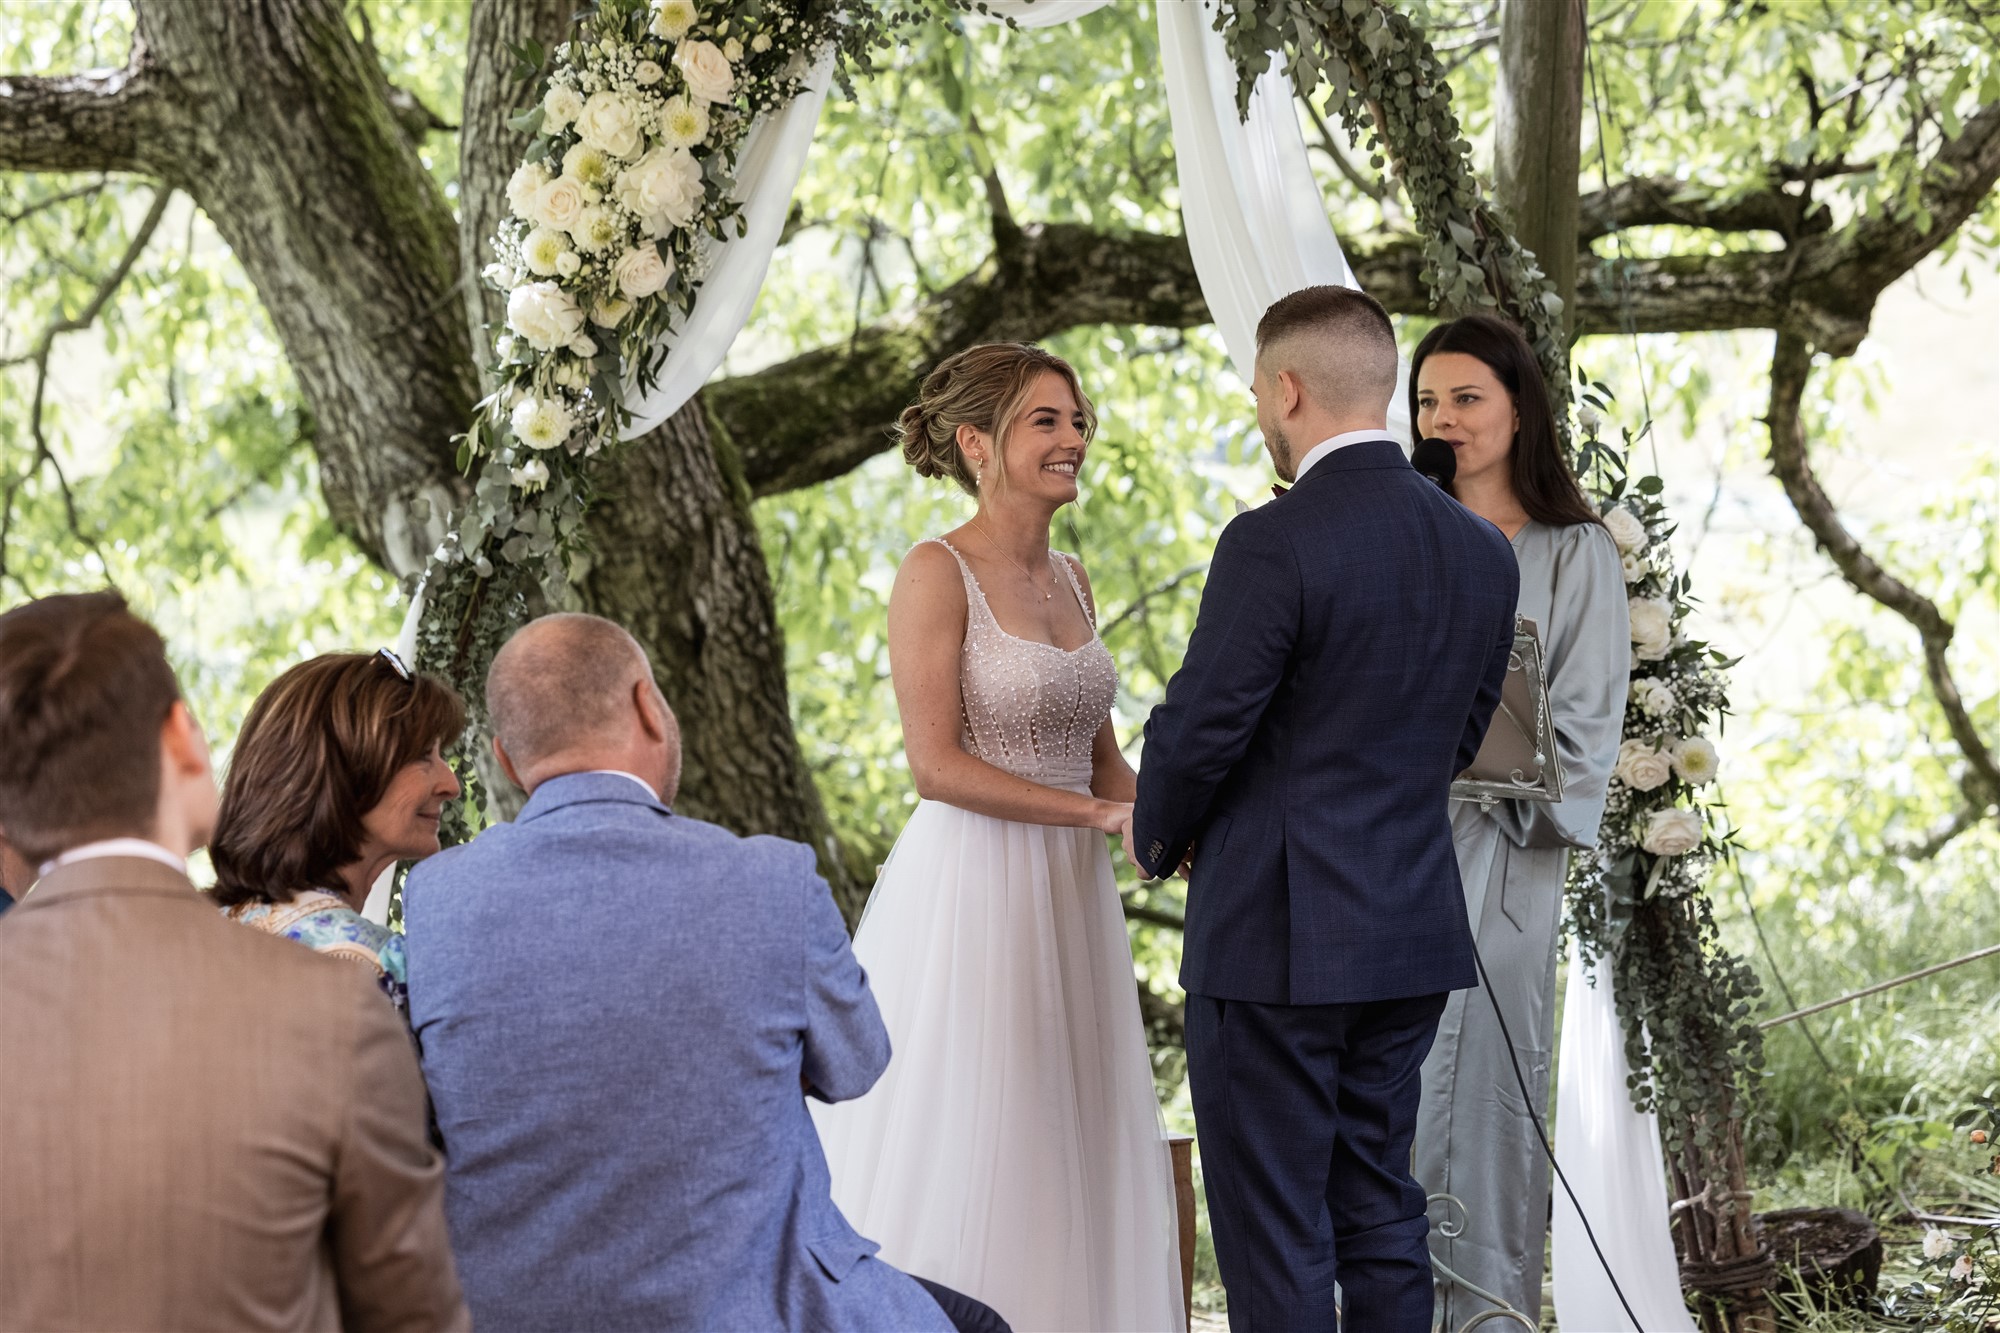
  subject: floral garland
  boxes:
[1568,391,1765,1164]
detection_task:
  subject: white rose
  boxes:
[1604,505,1648,554]
[723,36,743,62]
[1614,739,1673,793]
[1951,1253,1974,1283]
[655,95,710,149]
[592,296,634,328]
[615,147,704,233]
[554,250,581,277]
[674,39,735,104]
[575,91,643,159]
[481,262,515,289]
[751,32,771,53]
[542,84,584,132]
[1621,551,1645,584]
[1924,1228,1956,1261]
[1629,596,1673,661]
[566,334,597,359]
[1670,736,1719,787]
[511,396,575,451]
[506,161,551,219]
[635,60,665,87]
[1577,402,1603,434]
[494,333,516,361]
[510,457,552,492]
[1631,678,1677,718]
[614,245,674,299]
[650,0,698,41]
[521,225,571,277]
[1639,808,1703,857]
[562,142,614,188]
[533,175,591,231]
[505,282,585,351]
[570,204,622,253]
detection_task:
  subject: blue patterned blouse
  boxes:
[224,890,408,1017]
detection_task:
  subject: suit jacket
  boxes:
[1134,439,1520,1005]
[0,857,467,1332]
[404,773,951,1333]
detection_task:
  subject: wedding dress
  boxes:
[812,539,1185,1333]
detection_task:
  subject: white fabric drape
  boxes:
[1553,941,1697,1331]
[616,49,836,439]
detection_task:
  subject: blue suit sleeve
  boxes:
[1133,511,1300,879]
[799,867,890,1104]
[1456,562,1521,774]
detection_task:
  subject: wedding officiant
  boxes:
[1410,314,1632,1328]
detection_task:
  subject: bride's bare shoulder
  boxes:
[890,540,969,620]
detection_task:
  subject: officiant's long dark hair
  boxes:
[1408,314,1602,530]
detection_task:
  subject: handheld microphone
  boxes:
[1413,437,1457,489]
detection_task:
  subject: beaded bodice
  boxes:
[931,538,1117,791]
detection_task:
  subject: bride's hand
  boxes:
[1094,800,1134,837]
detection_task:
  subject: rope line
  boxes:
[1758,941,2000,1030]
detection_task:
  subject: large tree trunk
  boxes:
[1494,0,1588,330]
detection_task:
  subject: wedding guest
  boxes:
[0,592,466,1331]
[405,613,1007,1333]
[210,649,464,1016]
[1410,313,1632,1328]
[0,828,29,915]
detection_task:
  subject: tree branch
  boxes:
[1765,331,2000,834]
[1578,175,1829,242]
[0,46,178,178]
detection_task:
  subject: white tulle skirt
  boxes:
[812,797,1185,1333]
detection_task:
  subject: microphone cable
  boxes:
[1465,931,1648,1331]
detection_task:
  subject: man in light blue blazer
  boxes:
[405,613,1006,1333]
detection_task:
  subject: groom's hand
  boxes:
[1117,812,1141,875]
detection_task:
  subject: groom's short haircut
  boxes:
[0,592,183,863]
[1254,285,1400,415]
[487,613,656,767]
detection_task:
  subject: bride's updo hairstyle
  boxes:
[897,342,1097,496]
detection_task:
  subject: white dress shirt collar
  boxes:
[39,837,188,881]
[1293,428,1394,484]
[578,769,662,801]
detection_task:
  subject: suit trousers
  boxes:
[1188,990,1450,1333]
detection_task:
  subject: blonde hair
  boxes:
[896,343,1097,496]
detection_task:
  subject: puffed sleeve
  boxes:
[1488,522,1631,850]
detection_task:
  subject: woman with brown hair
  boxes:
[810,343,1184,1332]
[1408,313,1632,1328]
[211,649,465,1017]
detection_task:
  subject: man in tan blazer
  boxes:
[0,592,468,1333]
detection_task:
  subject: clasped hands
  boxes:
[1103,804,1192,881]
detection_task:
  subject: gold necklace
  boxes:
[970,517,1052,602]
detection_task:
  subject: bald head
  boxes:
[486,613,681,800]
[1251,286,1400,480]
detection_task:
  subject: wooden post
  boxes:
[1170,1134,1196,1330]
[1494,0,1588,331]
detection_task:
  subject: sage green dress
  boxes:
[1417,519,1630,1328]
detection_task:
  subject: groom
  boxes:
[1128,286,1519,1331]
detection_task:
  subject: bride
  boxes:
[811,343,1184,1332]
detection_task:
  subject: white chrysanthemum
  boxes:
[542,84,584,132]
[575,90,643,159]
[532,175,591,231]
[614,245,674,299]
[1604,505,1648,554]
[506,161,551,220]
[1629,596,1673,661]
[562,142,615,188]
[506,282,585,351]
[655,95,710,148]
[510,457,552,492]
[674,39,735,104]
[570,204,622,254]
[521,226,572,277]
[1924,1229,1956,1261]
[1639,808,1703,857]
[1631,678,1677,718]
[1613,739,1672,792]
[1670,736,1718,786]
[650,0,698,41]
[592,296,634,328]
[511,396,574,451]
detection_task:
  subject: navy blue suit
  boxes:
[1134,438,1517,1331]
